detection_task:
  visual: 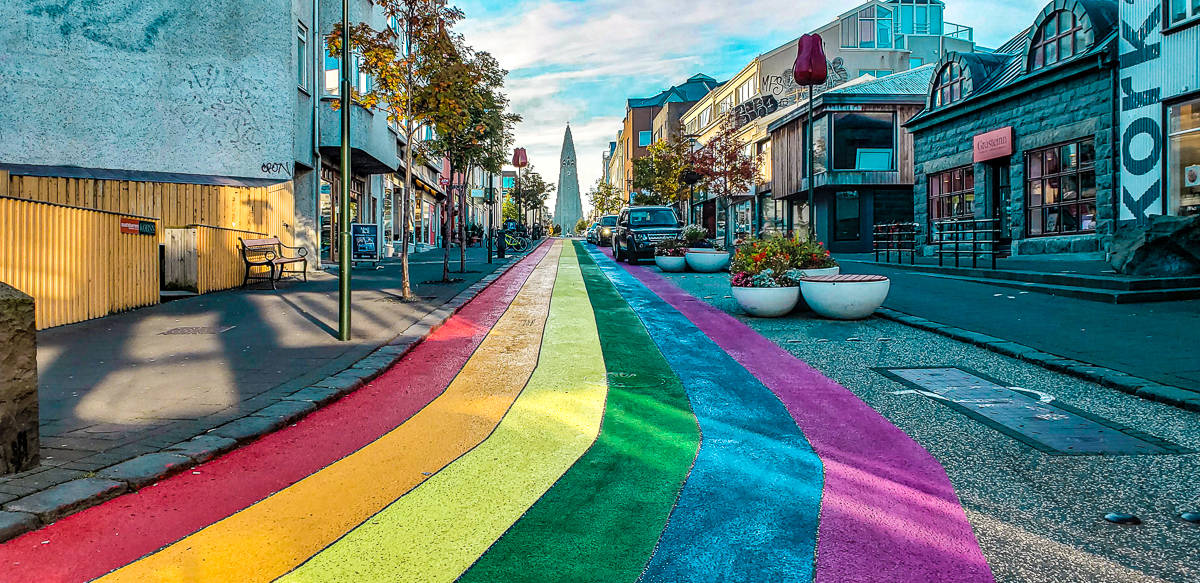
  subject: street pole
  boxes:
[806,83,815,239]
[338,0,352,341]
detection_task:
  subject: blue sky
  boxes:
[456,0,1045,213]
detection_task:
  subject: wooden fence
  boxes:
[0,171,296,328]
[0,196,160,329]
[164,225,274,293]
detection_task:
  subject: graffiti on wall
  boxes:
[26,0,177,53]
[1118,1,1164,223]
[761,58,849,108]
[182,64,265,150]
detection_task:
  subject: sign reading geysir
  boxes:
[1118,1,1165,224]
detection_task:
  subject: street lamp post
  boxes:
[337,0,352,341]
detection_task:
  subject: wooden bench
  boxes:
[239,237,308,289]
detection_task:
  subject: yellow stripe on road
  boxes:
[281,242,608,583]
[96,242,564,583]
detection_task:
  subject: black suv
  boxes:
[611,206,683,263]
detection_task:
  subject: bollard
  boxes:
[0,282,39,475]
[496,228,506,259]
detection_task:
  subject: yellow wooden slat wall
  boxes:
[0,197,159,329]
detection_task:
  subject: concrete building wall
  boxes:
[0,0,296,180]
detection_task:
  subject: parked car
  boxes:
[612,206,683,264]
[585,222,600,244]
[594,215,618,247]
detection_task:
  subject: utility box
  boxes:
[0,281,38,475]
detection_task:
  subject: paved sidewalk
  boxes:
[0,244,525,509]
[832,262,1200,397]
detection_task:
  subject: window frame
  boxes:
[931,62,966,108]
[1024,138,1098,237]
[297,22,309,91]
[1164,0,1200,31]
[831,111,896,171]
[1030,10,1086,71]
[638,131,652,147]
[927,165,975,227]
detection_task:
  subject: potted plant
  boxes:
[680,224,712,251]
[654,238,688,272]
[728,237,809,317]
[793,237,839,277]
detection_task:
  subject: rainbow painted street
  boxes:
[0,240,999,582]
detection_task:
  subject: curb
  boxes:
[876,307,1200,413]
[0,251,536,543]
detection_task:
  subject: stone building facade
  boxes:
[908,0,1119,256]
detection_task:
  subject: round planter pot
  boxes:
[800,277,891,320]
[654,255,687,272]
[685,250,730,273]
[731,286,800,317]
[794,266,840,310]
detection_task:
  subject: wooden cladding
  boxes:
[0,171,297,329]
[164,225,271,293]
[0,196,160,329]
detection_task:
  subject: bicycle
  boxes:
[503,232,531,253]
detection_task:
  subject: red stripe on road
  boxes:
[0,244,552,583]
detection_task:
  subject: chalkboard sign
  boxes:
[350,223,379,262]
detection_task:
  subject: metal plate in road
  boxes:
[879,367,1189,455]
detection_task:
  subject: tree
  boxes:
[502,199,519,222]
[574,218,589,233]
[692,114,761,241]
[327,0,467,299]
[510,166,554,225]
[629,131,694,208]
[587,179,624,217]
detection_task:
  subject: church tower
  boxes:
[554,124,583,235]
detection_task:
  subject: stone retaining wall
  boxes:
[0,282,38,475]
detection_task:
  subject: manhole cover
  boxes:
[161,326,235,335]
[878,367,1189,455]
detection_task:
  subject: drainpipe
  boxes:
[1106,50,1119,261]
[311,0,321,264]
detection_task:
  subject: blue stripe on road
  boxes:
[587,248,823,583]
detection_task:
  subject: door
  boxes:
[990,161,1012,249]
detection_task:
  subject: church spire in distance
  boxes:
[555,123,583,235]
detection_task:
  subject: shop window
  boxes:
[834,192,861,241]
[931,63,966,108]
[1025,139,1096,236]
[1167,97,1200,216]
[833,112,894,170]
[1167,0,1200,28]
[1030,11,1089,71]
[928,166,975,223]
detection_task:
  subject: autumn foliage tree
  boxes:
[510,166,554,224]
[587,179,624,217]
[326,0,469,299]
[692,114,761,241]
[630,132,695,208]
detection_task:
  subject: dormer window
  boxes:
[1031,11,1089,70]
[932,62,965,108]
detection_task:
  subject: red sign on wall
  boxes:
[973,127,1014,162]
[119,218,156,235]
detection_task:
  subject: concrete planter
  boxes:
[654,256,687,272]
[795,266,840,310]
[731,286,800,317]
[685,250,730,273]
[800,277,890,320]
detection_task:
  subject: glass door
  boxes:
[990,161,1012,248]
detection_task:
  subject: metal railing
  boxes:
[932,217,1001,269]
[873,222,919,264]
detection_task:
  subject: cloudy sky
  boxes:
[456,0,1044,214]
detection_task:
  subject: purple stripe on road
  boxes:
[621,261,994,583]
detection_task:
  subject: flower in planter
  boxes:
[729,233,837,287]
[655,238,688,257]
[680,224,711,247]
[750,269,781,288]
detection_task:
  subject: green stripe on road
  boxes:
[459,241,700,582]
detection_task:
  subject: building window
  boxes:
[897,0,945,35]
[835,192,861,241]
[832,112,894,170]
[1167,0,1200,28]
[324,41,339,94]
[928,166,975,223]
[858,69,894,78]
[806,116,829,177]
[736,77,758,104]
[1031,11,1088,70]
[909,57,924,68]
[1167,97,1200,215]
[297,24,309,89]
[856,6,893,49]
[931,63,965,108]
[639,131,651,147]
[1025,139,1097,236]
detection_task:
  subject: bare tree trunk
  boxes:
[398,124,415,300]
[458,165,470,272]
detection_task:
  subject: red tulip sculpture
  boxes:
[511,148,529,168]
[792,34,828,86]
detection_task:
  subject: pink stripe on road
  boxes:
[622,262,994,583]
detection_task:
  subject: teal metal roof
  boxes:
[824,64,936,96]
[627,74,720,109]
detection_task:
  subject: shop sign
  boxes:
[973,127,1014,162]
[1118,2,1165,222]
[120,218,156,236]
[350,223,379,262]
[471,188,485,198]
